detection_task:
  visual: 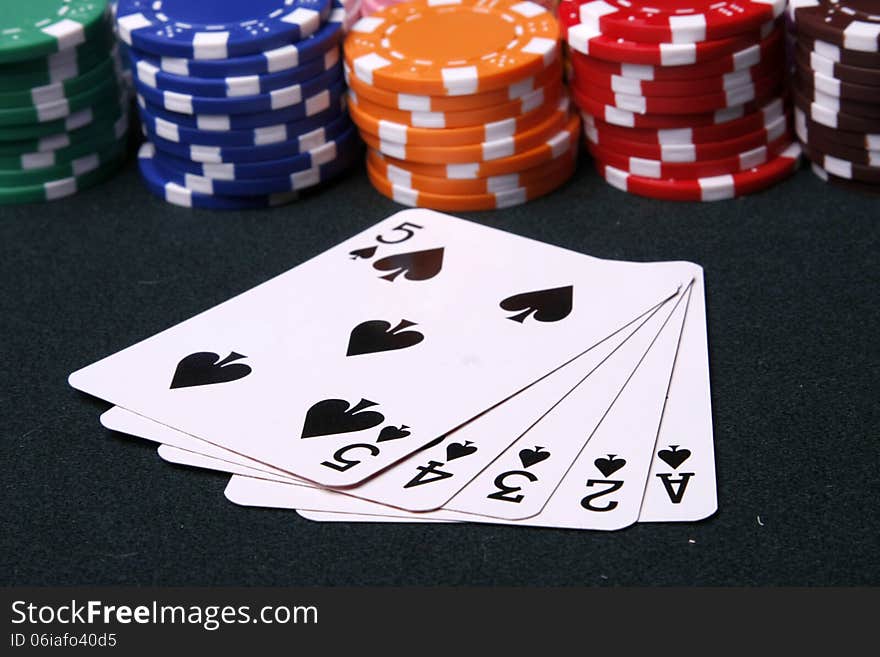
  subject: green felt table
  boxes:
[1,147,877,586]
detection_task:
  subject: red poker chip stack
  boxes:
[559,0,802,201]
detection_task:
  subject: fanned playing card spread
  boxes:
[73,210,716,531]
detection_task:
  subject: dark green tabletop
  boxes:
[1,148,877,586]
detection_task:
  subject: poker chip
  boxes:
[566,22,780,67]
[344,0,560,96]
[0,91,128,141]
[0,0,111,64]
[360,97,570,164]
[153,125,358,180]
[587,131,795,180]
[152,140,360,196]
[810,160,880,194]
[560,0,779,66]
[797,76,880,120]
[568,26,785,83]
[0,28,114,74]
[796,62,880,104]
[369,113,581,180]
[0,113,128,169]
[132,62,343,115]
[139,101,348,151]
[584,113,790,162]
[574,89,782,129]
[115,0,333,59]
[348,88,564,145]
[137,80,348,131]
[131,46,341,99]
[366,148,575,211]
[795,87,880,132]
[0,37,115,91]
[138,142,301,209]
[0,148,125,204]
[796,44,880,86]
[0,72,121,126]
[570,55,781,98]
[790,2,880,195]
[123,0,358,208]
[349,82,564,130]
[345,63,561,113]
[344,0,574,210]
[581,97,787,146]
[596,142,802,201]
[0,51,121,109]
[788,0,880,53]
[801,132,880,168]
[564,0,795,199]
[579,71,782,115]
[800,34,880,68]
[132,10,348,79]
[0,1,130,204]
[0,102,126,154]
[0,135,127,186]
[795,107,880,150]
[367,147,576,196]
[805,146,880,183]
[569,0,787,45]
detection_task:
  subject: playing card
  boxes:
[223,282,693,530]
[101,290,668,498]
[638,269,715,522]
[292,272,717,524]
[105,281,682,515]
[101,407,297,481]
[151,285,674,519]
[70,209,693,488]
[158,444,293,483]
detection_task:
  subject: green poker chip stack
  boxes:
[0,0,131,204]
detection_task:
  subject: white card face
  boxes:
[154,291,669,519]
[101,290,671,511]
[223,284,692,530]
[443,287,682,521]
[105,271,715,525]
[101,407,300,482]
[639,272,716,522]
[272,291,680,513]
[108,294,664,511]
[158,444,294,484]
[71,209,693,488]
[104,285,681,515]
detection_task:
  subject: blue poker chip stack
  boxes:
[116,0,362,209]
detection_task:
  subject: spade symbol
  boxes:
[446,440,477,461]
[377,424,411,442]
[658,445,691,470]
[170,351,252,389]
[594,454,626,478]
[301,398,385,439]
[372,248,444,282]
[349,246,377,260]
[346,319,425,356]
[519,446,550,469]
[500,285,573,324]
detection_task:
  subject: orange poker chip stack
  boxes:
[343,0,579,211]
